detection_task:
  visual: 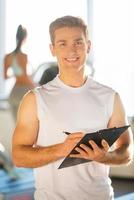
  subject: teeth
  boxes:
[66,58,77,61]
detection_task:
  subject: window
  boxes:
[5,0,88,69]
[93,0,134,116]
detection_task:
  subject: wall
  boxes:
[0,0,6,94]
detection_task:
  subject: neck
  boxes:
[59,69,87,88]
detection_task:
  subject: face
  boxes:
[50,27,91,73]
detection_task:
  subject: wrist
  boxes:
[99,151,113,164]
[54,143,65,159]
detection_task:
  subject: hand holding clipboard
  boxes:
[59,125,130,169]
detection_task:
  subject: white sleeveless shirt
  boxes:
[33,75,115,200]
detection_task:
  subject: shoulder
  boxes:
[17,90,38,121]
[21,52,27,58]
[32,86,44,94]
[113,92,125,114]
[4,52,13,61]
[108,92,126,127]
[22,90,36,103]
[19,52,27,63]
[4,53,14,67]
[89,77,116,96]
[19,90,36,111]
[92,77,114,90]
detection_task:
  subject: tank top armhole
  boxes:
[30,87,43,121]
[107,90,116,119]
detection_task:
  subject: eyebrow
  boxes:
[56,40,66,44]
[56,37,84,44]
[74,37,83,42]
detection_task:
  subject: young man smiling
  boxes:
[12,16,133,200]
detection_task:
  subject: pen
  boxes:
[63,131,71,135]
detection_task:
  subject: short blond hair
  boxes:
[49,15,88,44]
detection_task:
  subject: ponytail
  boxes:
[14,25,27,53]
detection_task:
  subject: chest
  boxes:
[40,91,108,134]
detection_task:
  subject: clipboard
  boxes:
[58,125,130,169]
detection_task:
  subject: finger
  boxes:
[75,147,87,155]
[70,146,87,158]
[69,153,83,158]
[79,144,93,153]
[101,139,109,151]
[89,140,100,151]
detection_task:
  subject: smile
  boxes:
[65,57,79,62]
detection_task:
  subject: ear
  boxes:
[87,40,91,54]
[49,44,56,57]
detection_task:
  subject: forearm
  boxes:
[102,144,133,165]
[12,143,64,168]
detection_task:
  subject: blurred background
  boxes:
[0,0,134,199]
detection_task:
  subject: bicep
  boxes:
[108,93,133,148]
[12,91,39,148]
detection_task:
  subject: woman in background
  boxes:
[4,25,36,121]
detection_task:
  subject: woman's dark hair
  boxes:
[49,15,88,45]
[14,25,27,53]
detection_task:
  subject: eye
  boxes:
[75,40,84,46]
[59,42,66,47]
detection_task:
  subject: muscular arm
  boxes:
[104,93,133,165]
[12,91,83,168]
[70,93,133,165]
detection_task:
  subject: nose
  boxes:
[67,44,77,55]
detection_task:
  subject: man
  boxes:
[12,16,133,200]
